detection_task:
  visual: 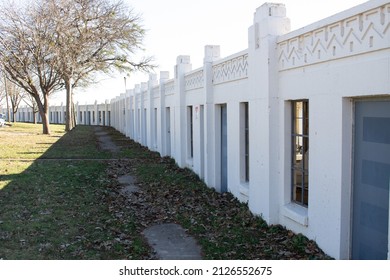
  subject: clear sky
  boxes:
[57,0,367,105]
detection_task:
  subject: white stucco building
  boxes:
[16,0,390,260]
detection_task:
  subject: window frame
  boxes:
[240,102,250,183]
[291,100,309,207]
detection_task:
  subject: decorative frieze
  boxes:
[184,69,204,91]
[212,52,248,85]
[278,3,390,70]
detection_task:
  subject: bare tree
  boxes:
[0,78,6,108]
[23,93,39,124]
[40,0,154,131]
[0,2,62,134]
[0,0,153,133]
[6,79,25,122]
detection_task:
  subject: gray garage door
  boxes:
[352,100,390,260]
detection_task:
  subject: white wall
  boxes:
[277,0,390,258]
[17,0,390,260]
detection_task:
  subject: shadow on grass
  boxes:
[0,125,150,260]
[0,124,332,260]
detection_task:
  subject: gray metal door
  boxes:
[352,100,390,260]
[221,104,228,192]
[166,107,171,156]
[200,105,205,180]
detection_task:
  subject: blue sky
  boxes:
[51,0,367,105]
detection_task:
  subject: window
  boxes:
[154,108,158,148]
[240,102,249,182]
[291,100,309,206]
[187,106,193,158]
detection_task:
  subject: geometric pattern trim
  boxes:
[212,52,248,85]
[278,3,390,71]
[164,79,175,95]
[185,69,204,91]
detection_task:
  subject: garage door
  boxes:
[352,100,390,260]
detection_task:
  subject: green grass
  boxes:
[0,123,150,259]
[42,125,112,159]
[0,123,330,260]
[0,123,66,160]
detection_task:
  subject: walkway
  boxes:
[94,126,203,260]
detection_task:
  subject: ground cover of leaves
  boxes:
[106,128,332,260]
[0,124,332,259]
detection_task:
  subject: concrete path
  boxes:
[143,223,202,260]
[94,126,120,154]
[118,175,141,196]
[115,166,203,260]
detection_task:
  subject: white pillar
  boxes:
[124,90,130,137]
[76,102,80,125]
[247,3,290,224]
[94,100,98,126]
[148,74,158,150]
[203,45,220,189]
[173,55,192,168]
[128,91,134,138]
[134,84,141,142]
[159,71,169,156]
[140,82,147,146]
[104,100,108,126]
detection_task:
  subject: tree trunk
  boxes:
[65,77,75,131]
[35,94,51,134]
[4,75,10,124]
[71,99,76,128]
[6,99,11,123]
[40,111,50,134]
[33,112,37,124]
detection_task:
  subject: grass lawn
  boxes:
[0,123,331,260]
[0,123,149,259]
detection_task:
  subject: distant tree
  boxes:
[40,0,154,131]
[0,0,153,133]
[0,73,11,121]
[23,93,39,124]
[6,80,25,122]
[0,78,6,108]
[0,2,62,134]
